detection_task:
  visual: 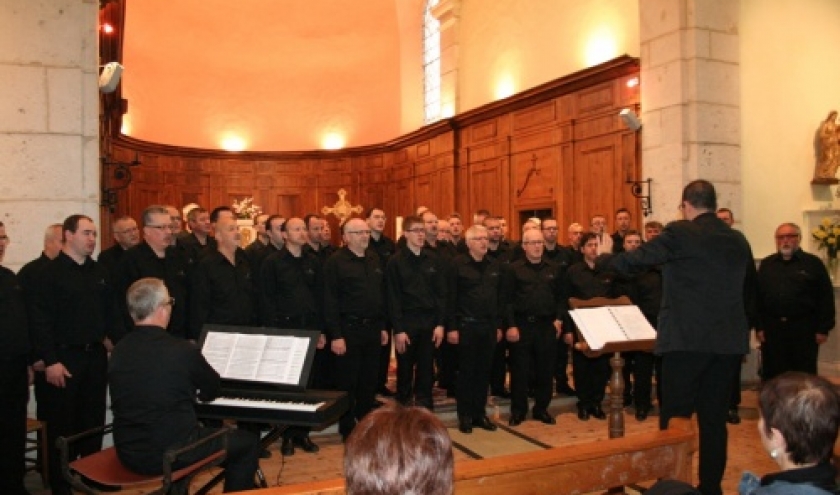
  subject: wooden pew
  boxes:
[245,418,696,495]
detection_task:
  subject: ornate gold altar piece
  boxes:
[321,189,363,226]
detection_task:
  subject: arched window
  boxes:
[423,0,441,124]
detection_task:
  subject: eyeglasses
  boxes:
[468,236,489,242]
[162,297,175,307]
[146,224,173,231]
[406,228,425,234]
[775,233,800,240]
[523,241,545,246]
[542,227,558,231]
[346,230,371,236]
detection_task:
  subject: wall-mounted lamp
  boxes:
[627,178,652,217]
[99,62,123,94]
[101,152,140,213]
[619,108,641,131]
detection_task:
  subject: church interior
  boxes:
[5,0,840,493]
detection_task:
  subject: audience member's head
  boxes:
[644,220,664,241]
[716,208,734,227]
[345,404,453,495]
[758,372,840,467]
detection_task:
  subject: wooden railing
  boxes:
[243,418,696,495]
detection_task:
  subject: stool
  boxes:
[25,418,49,488]
[59,424,228,494]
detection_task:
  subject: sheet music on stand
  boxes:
[198,324,320,391]
[569,305,657,351]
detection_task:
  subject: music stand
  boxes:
[569,296,655,439]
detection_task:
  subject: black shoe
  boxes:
[473,416,498,431]
[727,408,741,424]
[577,406,590,421]
[492,389,511,399]
[556,384,577,396]
[509,413,525,426]
[532,409,556,425]
[377,386,397,397]
[259,448,272,459]
[280,437,295,456]
[590,406,606,420]
[458,416,473,434]
[635,407,650,422]
[293,435,320,453]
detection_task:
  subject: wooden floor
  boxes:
[26,386,778,494]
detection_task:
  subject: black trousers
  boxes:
[622,351,654,409]
[395,324,436,410]
[490,339,510,394]
[377,328,392,391]
[572,350,610,410]
[455,321,496,420]
[761,326,819,381]
[35,345,108,495]
[659,352,740,495]
[121,426,259,492]
[333,320,381,437]
[554,338,572,389]
[0,354,29,495]
[436,340,458,391]
[509,318,556,416]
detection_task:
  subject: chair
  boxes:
[57,424,228,494]
[25,418,49,488]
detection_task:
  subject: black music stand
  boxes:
[569,296,655,439]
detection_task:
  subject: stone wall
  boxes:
[0,0,100,271]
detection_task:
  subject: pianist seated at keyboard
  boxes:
[109,278,261,492]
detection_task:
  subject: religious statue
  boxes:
[814,110,840,183]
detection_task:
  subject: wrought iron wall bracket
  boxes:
[101,153,140,213]
[627,178,652,217]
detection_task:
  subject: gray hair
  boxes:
[142,205,170,226]
[126,277,169,322]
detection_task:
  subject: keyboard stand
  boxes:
[194,425,287,494]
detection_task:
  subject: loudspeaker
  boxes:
[99,62,123,94]
[619,109,642,131]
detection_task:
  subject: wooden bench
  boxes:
[246,418,696,495]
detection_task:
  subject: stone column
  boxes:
[432,0,462,118]
[0,0,100,271]
[639,0,741,223]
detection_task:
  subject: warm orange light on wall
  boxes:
[321,132,345,150]
[441,103,455,118]
[494,76,516,100]
[120,115,131,136]
[584,29,618,67]
[220,135,247,151]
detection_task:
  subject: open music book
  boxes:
[201,330,312,386]
[569,305,656,351]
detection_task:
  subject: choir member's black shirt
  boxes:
[560,261,617,335]
[29,251,121,365]
[447,254,505,329]
[0,266,30,358]
[614,266,663,325]
[385,247,447,332]
[109,325,220,464]
[323,247,385,339]
[98,243,128,282]
[117,242,190,338]
[368,234,396,269]
[188,249,257,338]
[16,252,52,296]
[503,259,564,326]
[757,249,835,333]
[177,232,217,266]
[259,247,323,329]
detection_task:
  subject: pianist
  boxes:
[109,277,260,492]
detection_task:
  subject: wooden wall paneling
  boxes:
[468,159,507,218]
[572,133,622,226]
